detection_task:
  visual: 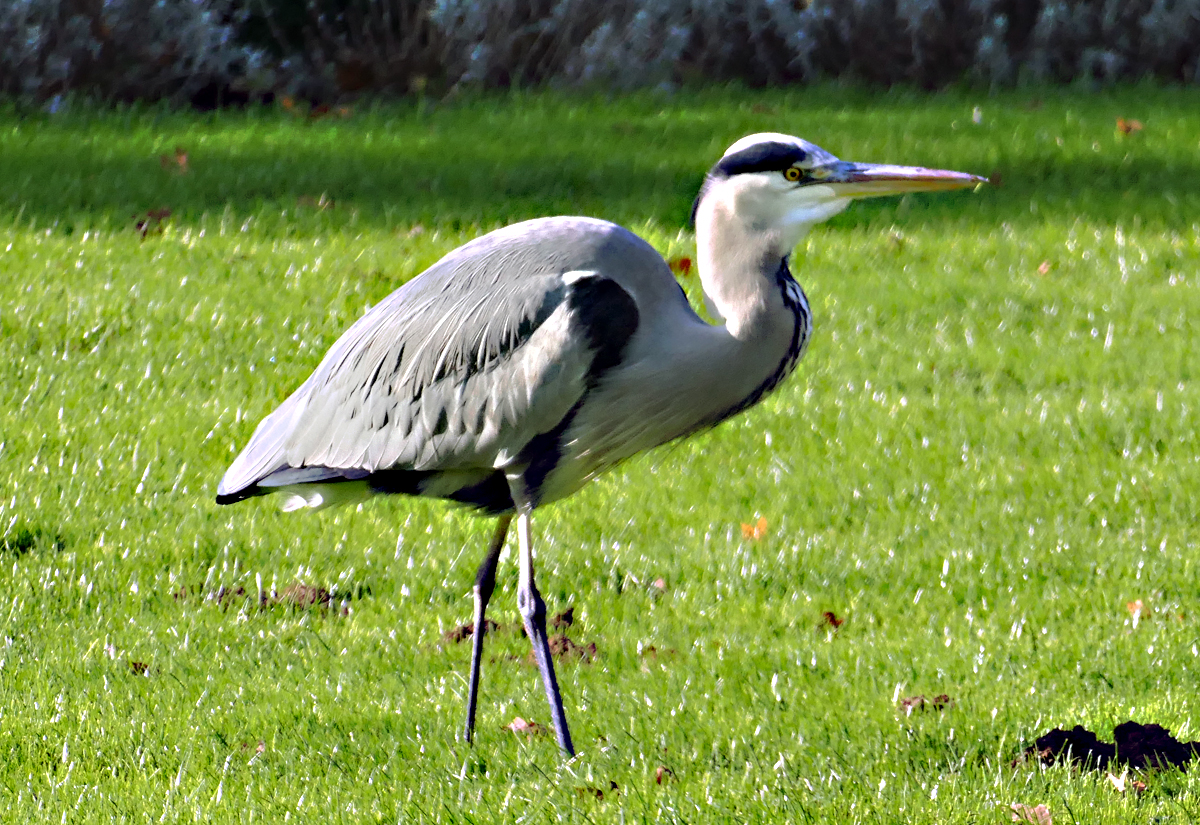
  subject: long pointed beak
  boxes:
[815,160,987,197]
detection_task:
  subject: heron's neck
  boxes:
[696,206,812,339]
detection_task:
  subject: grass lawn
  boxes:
[2,84,1200,822]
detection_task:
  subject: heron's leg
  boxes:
[508,476,575,757]
[464,514,511,745]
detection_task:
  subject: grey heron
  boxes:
[216,133,984,757]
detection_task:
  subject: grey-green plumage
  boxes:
[216,133,984,757]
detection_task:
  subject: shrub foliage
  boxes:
[2,0,1198,103]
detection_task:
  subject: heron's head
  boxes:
[693,132,985,251]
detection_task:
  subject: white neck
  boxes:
[695,195,813,339]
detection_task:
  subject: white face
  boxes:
[708,132,983,250]
[715,134,851,247]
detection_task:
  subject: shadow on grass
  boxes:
[1,90,1198,233]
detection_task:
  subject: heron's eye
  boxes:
[783,167,802,182]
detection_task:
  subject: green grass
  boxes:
[2,85,1200,822]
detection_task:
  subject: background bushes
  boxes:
[1,0,1198,105]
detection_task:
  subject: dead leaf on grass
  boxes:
[821,610,844,629]
[134,207,172,237]
[548,634,596,662]
[669,256,692,276]
[159,148,188,173]
[1107,770,1147,794]
[575,781,619,800]
[505,716,544,736]
[129,660,149,675]
[1011,803,1051,824]
[275,582,331,609]
[1127,599,1151,628]
[1116,117,1143,135]
[552,607,574,630]
[900,694,954,714]
[740,517,768,540]
[443,618,500,643]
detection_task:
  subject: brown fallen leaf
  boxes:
[552,606,574,630]
[1127,599,1151,628]
[213,584,247,606]
[445,618,500,643]
[1037,261,1051,276]
[669,256,693,276]
[159,149,188,173]
[1116,117,1143,135]
[129,660,149,675]
[740,517,768,540]
[574,780,619,800]
[274,582,330,610]
[900,694,954,714]
[1011,803,1051,824]
[135,207,172,238]
[505,716,544,736]
[821,610,844,629]
[639,644,677,659]
[547,634,596,662]
[280,95,296,112]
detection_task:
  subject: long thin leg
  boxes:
[463,514,511,745]
[508,475,575,757]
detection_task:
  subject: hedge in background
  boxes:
[1,0,1198,105]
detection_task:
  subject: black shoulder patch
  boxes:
[568,276,640,389]
[713,141,808,178]
[516,275,639,507]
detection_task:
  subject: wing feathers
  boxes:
[218,218,649,506]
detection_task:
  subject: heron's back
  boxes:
[217,216,696,512]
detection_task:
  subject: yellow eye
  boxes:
[784,167,802,182]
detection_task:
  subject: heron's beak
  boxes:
[813,161,987,198]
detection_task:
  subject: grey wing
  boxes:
[217,261,639,505]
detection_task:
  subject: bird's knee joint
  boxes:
[516,587,545,624]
